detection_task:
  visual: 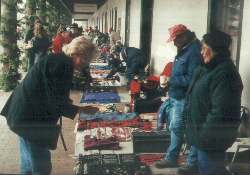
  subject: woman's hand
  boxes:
[78,106,100,115]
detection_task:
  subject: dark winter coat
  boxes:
[185,56,243,152]
[31,36,50,55]
[1,53,78,148]
[31,36,51,64]
[168,40,202,100]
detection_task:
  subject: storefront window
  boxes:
[209,0,244,67]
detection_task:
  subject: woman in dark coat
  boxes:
[183,31,243,175]
[1,36,96,175]
[30,22,51,65]
[24,17,41,70]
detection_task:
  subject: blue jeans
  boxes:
[196,147,230,175]
[187,145,198,166]
[19,137,52,175]
[157,98,172,129]
[165,98,197,166]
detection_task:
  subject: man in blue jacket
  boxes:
[155,24,201,172]
[120,47,148,84]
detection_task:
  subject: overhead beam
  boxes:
[73,14,92,19]
[74,3,97,13]
[74,12,94,15]
[74,0,105,4]
[74,19,88,21]
[60,0,107,13]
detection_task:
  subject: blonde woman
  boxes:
[1,36,97,175]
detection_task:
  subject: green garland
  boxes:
[0,0,72,91]
[0,38,21,91]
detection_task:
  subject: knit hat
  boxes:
[202,31,232,53]
[167,24,188,42]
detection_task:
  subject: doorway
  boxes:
[114,7,117,31]
[208,0,244,69]
[125,0,131,46]
[101,14,104,32]
[140,0,154,65]
[105,11,108,33]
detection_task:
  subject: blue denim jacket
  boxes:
[168,40,202,100]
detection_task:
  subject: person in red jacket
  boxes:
[159,62,173,89]
[52,25,73,54]
[161,62,173,77]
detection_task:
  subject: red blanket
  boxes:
[78,117,152,131]
[84,135,120,150]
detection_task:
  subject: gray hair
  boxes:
[62,36,97,62]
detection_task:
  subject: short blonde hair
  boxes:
[62,36,97,62]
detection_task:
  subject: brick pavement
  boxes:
[0,90,81,175]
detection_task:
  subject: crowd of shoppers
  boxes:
[0,13,244,175]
